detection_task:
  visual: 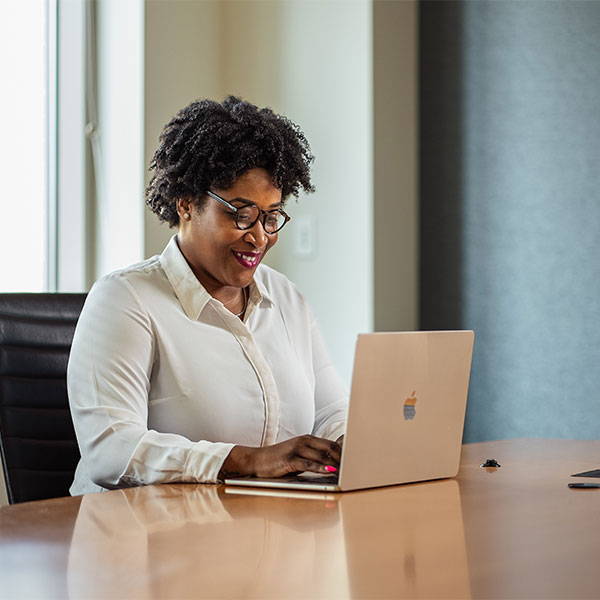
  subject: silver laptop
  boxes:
[225,330,474,492]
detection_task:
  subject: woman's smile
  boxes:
[232,250,263,269]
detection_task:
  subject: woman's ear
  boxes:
[176,198,193,222]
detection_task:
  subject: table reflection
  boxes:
[66,479,469,599]
[67,484,347,599]
[340,480,470,598]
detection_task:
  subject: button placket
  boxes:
[216,303,280,446]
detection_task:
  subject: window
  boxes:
[0,0,49,291]
[1,1,145,293]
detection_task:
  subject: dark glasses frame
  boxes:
[205,190,291,234]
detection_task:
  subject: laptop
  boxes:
[225,330,474,492]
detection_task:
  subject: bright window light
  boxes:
[0,0,48,292]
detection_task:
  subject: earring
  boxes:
[182,213,190,221]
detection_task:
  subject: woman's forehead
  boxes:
[217,168,282,206]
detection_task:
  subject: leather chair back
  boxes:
[0,293,86,504]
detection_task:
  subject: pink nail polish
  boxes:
[325,465,337,473]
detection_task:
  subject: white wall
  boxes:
[144,0,224,258]
[268,1,374,386]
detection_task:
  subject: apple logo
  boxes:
[403,390,417,420]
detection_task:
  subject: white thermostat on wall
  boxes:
[293,214,317,259]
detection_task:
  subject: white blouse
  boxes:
[68,236,348,495]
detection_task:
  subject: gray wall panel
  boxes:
[420,0,600,442]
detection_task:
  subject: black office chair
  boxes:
[0,293,86,504]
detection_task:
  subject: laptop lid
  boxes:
[338,330,474,490]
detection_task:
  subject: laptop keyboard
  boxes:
[279,473,339,485]
[232,473,339,486]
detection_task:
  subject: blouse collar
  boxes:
[159,235,274,320]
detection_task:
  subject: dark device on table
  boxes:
[571,469,600,478]
[568,482,600,488]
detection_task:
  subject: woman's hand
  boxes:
[219,435,342,479]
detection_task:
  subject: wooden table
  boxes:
[2,439,600,599]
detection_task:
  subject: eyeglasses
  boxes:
[206,190,291,234]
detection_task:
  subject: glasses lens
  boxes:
[235,205,260,229]
[264,211,287,233]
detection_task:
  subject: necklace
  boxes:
[234,287,248,317]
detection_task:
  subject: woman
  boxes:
[68,96,348,494]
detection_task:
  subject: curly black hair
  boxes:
[145,96,315,227]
